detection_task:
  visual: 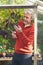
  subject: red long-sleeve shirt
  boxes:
[14,20,34,54]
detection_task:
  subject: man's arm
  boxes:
[13,24,34,44]
[17,30,34,45]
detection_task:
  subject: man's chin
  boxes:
[23,21,27,25]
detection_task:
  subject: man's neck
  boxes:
[25,23,31,27]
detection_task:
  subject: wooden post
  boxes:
[0,5,37,9]
[34,6,38,65]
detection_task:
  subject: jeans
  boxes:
[12,52,32,65]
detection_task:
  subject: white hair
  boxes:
[24,9,34,16]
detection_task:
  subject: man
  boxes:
[12,10,34,65]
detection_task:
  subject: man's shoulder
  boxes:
[31,23,34,32]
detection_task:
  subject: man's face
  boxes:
[23,13,32,25]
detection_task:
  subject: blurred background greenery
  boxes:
[0,8,24,54]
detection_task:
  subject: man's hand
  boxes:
[12,31,17,39]
[14,25,22,32]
